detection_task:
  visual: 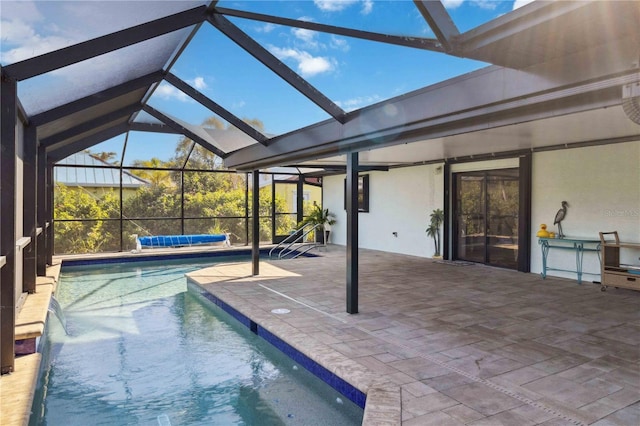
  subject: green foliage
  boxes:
[298,204,336,228]
[296,204,335,244]
[426,208,444,256]
[54,169,294,254]
[54,184,120,253]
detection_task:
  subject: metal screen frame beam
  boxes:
[208,13,346,123]
[413,0,460,53]
[345,152,359,314]
[1,72,17,374]
[37,145,47,276]
[252,170,260,275]
[129,122,181,134]
[3,6,207,81]
[142,105,227,158]
[46,164,54,265]
[216,7,443,52]
[165,73,268,145]
[23,125,37,293]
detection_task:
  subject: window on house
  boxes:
[344,174,369,212]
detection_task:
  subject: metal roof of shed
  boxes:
[54,151,149,188]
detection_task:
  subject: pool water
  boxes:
[30,258,364,425]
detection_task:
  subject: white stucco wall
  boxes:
[530,141,640,281]
[323,163,444,257]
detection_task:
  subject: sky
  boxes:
[0,0,535,166]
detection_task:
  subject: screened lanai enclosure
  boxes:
[2,0,640,378]
[53,147,323,254]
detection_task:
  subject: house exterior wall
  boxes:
[322,141,640,281]
[324,163,445,257]
[530,141,640,280]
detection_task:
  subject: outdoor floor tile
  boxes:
[402,410,465,426]
[441,382,524,416]
[402,391,460,417]
[186,247,640,425]
[523,374,618,408]
[442,403,486,424]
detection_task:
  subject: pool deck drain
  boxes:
[187,248,640,426]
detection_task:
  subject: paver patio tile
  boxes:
[524,374,618,408]
[531,353,594,374]
[590,400,640,425]
[442,403,485,423]
[187,247,640,425]
[423,372,477,391]
[441,382,524,416]
[402,391,460,417]
[402,410,465,425]
[492,366,550,385]
[402,381,438,398]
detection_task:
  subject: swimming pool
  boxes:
[30,258,364,425]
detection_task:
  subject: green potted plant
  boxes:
[426,208,444,258]
[298,204,336,244]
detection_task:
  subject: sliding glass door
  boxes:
[454,169,519,269]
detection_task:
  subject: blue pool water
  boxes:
[30,258,363,425]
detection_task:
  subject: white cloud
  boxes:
[191,76,207,90]
[442,0,464,9]
[155,82,189,102]
[232,100,246,110]
[330,36,350,52]
[0,18,72,63]
[314,0,372,14]
[314,0,358,12]
[292,27,318,44]
[270,46,335,78]
[256,23,277,33]
[513,0,536,10]
[360,0,373,15]
[336,94,381,111]
[0,1,43,22]
[471,0,498,10]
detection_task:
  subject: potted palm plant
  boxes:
[299,204,336,244]
[426,208,444,258]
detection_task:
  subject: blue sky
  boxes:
[0,0,534,166]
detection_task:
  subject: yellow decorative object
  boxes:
[536,224,550,238]
[549,232,556,238]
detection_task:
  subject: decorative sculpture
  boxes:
[554,201,569,238]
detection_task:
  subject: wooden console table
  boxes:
[538,237,601,284]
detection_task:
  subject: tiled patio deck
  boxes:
[187,246,640,426]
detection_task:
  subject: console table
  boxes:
[538,237,601,284]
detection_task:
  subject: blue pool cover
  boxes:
[137,234,228,248]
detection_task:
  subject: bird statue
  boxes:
[554,201,569,238]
